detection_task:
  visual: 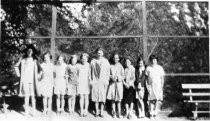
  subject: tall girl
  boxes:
[66,54,79,115]
[54,55,67,114]
[107,53,125,118]
[145,55,165,118]
[39,53,54,115]
[14,45,40,116]
[90,48,110,117]
[135,57,146,118]
[123,57,135,119]
[77,53,91,117]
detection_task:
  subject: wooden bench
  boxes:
[182,84,210,119]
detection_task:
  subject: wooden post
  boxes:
[51,5,57,63]
[142,0,148,63]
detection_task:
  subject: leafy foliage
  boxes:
[0,0,209,111]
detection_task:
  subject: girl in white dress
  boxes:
[14,45,40,116]
[145,55,165,118]
[77,53,91,117]
[107,53,125,118]
[54,55,67,114]
[39,53,54,115]
[66,54,79,115]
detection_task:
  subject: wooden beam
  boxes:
[51,5,57,64]
[142,0,148,63]
[165,73,210,76]
[147,36,209,38]
[28,35,209,39]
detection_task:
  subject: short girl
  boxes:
[54,55,67,114]
[123,57,135,119]
[77,53,91,117]
[39,53,54,115]
[107,53,125,118]
[135,57,146,118]
[66,54,79,115]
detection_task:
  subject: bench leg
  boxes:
[193,103,198,120]
[2,96,9,114]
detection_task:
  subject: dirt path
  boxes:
[0,109,201,121]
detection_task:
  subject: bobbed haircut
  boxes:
[149,55,158,62]
[95,47,104,53]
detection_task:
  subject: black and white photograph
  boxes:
[0,0,209,121]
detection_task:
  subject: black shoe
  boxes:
[99,113,104,118]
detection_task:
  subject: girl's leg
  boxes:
[111,101,116,117]
[48,97,52,113]
[129,102,134,117]
[154,100,159,116]
[56,95,60,113]
[84,94,89,116]
[61,95,65,112]
[71,95,76,113]
[95,102,99,116]
[31,96,36,116]
[100,102,105,117]
[43,96,47,114]
[24,96,30,115]
[117,101,122,118]
[139,99,145,117]
[68,96,72,114]
[149,101,155,117]
[125,103,129,117]
[136,99,141,117]
[79,95,84,115]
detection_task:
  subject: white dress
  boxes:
[107,63,124,101]
[40,62,54,97]
[90,57,110,103]
[77,63,90,95]
[16,57,38,97]
[145,65,165,101]
[54,63,67,95]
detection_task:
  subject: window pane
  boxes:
[147,2,209,36]
[56,2,142,36]
[147,38,209,73]
[55,38,143,63]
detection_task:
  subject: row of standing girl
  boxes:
[14,45,165,119]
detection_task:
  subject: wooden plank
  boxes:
[142,0,148,63]
[183,93,210,96]
[2,0,209,5]
[184,100,210,103]
[182,84,210,89]
[192,111,210,113]
[166,73,210,76]
[28,35,209,39]
[148,35,209,38]
[51,6,57,64]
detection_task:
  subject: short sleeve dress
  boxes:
[77,63,90,95]
[66,64,79,96]
[40,62,54,97]
[54,63,67,95]
[107,63,125,102]
[90,57,110,103]
[145,65,165,101]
